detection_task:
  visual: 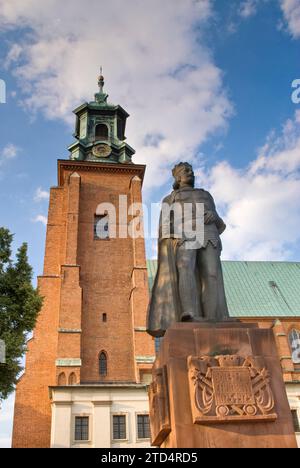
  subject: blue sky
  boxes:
[0,0,300,447]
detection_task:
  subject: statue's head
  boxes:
[172,162,195,190]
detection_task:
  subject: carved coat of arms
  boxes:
[188,355,277,424]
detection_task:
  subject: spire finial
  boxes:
[95,66,108,104]
[98,66,104,94]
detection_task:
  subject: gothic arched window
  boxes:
[58,372,66,386]
[289,329,300,364]
[69,372,77,385]
[99,351,108,377]
[95,123,108,140]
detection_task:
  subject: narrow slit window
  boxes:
[99,352,107,377]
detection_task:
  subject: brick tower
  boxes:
[12,73,155,448]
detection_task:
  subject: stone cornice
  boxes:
[50,383,147,389]
[57,160,146,186]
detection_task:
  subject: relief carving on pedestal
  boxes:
[148,366,171,446]
[188,355,277,424]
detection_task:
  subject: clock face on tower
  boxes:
[92,143,112,158]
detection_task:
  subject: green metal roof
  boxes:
[146,260,300,318]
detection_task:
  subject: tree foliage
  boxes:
[0,227,43,400]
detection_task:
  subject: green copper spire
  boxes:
[95,67,108,105]
[68,68,135,164]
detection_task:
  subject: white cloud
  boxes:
[34,187,49,202]
[239,0,258,18]
[33,214,47,225]
[198,110,300,261]
[280,0,300,37]
[0,0,232,189]
[4,43,22,69]
[0,143,20,166]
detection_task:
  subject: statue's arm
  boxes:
[206,192,226,234]
[216,216,226,235]
[158,192,176,241]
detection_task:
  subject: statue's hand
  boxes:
[204,210,217,225]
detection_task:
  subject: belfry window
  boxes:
[117,117,125,140]
[95,123,108,141]
[99,351,107,377]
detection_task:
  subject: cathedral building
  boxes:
[12,76,300,448]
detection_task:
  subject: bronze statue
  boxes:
[147,162,229,337]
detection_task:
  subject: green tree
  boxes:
[0,227,43,401]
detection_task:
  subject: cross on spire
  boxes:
[98,66,104,94]
[95,66,108,104]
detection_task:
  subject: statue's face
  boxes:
[177,165,195,187]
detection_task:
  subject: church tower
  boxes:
[12,73,155,448]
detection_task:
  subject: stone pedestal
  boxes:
[149,322,297,448]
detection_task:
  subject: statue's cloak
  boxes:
[146,237,182,338]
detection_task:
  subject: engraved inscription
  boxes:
[212,367,255,406]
